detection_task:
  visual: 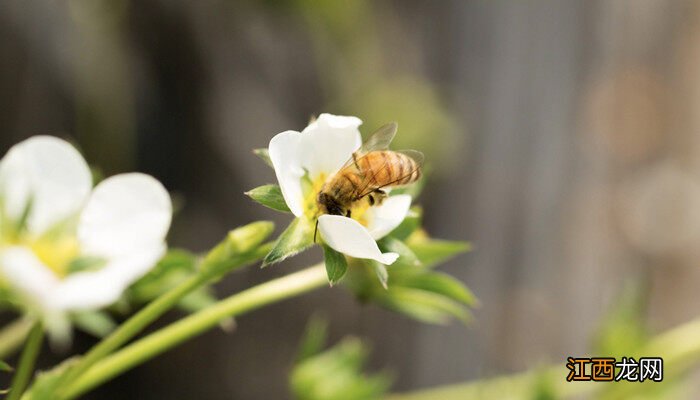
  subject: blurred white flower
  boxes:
[268,113,411,265]
[0,136,172,333]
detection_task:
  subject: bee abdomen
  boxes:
[359,151,421,186]
[396,153,420,185]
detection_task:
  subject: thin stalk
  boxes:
[62,264,328,400]
[0,318,34,360]
[6,322,43,400]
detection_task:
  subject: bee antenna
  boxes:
[313,219,319,243]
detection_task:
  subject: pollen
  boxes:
[350,200,371,226]
[302,172,373,227]
[303,173,328,219]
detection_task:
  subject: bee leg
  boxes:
[373,189,387,205]
[313,219,319,243]
[368,194,375,206]
[345,209,352,218]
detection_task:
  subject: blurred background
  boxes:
[2,0,700,398]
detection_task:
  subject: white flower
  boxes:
[0,136,172,330]
[268,113,412,265]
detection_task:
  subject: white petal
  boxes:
[0,246,60,310]
[300,114,362,177]
[0,136,92,234]
[364,195,412,240]
[78,173,172,258]
[318,215,399,265]
[268,130,306,217]
[307,113,363,130]
[53,245,165,310]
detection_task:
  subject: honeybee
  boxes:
[314,122,424,241]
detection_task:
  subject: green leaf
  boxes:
[253,148,273,168]
[323,245,348,285]
[291,336,392,400]
[296,317,328,363]
[408,239,471,268]
[0,360,12,372]
[263,218,314,267]
[401,272,477,306]
[378,236,421,268]
[381,287,471,325]
[245,184,291,213]
[370,261,388,289]
[72,311,117,338]
[388,206,422,241]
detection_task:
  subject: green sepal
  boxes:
[369,261,389,289]
[0,360,12,372]
[253,148,273,168]
[323,245,348,285]
[262,218,314,267]
[245,184,291,213]
[72,311,117,338]
[380,287,471,325]
[66,256,107,274]
[399,272,477,306]
[408,239,471,268]
[127,249,199,308]
[378,236,421,268]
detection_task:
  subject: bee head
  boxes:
[317,192,346,216]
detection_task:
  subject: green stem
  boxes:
[7,322,43,400]
[0,318,34,360]
[62,264,328,400]
[53,242,272,397]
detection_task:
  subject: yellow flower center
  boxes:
[302,173,372,226]
[28,236,80,278]
[1,219,80,279]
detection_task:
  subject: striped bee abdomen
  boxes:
[357,151,421,189]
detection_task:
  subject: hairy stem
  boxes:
[62,264,328,399]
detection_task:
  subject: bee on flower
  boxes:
[249,113,423,284]
[0,136,172,339]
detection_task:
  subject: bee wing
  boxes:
[358,122,398,154]
[337,122,398,172]
[353,149,425,200]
